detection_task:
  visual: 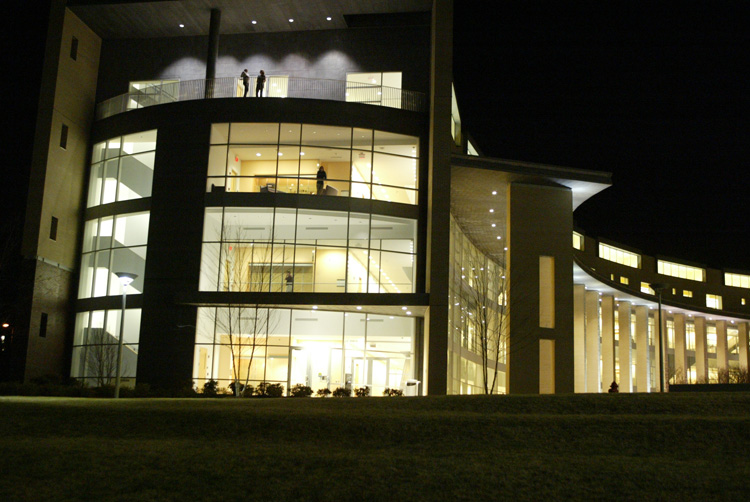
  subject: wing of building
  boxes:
[5,0,748,394]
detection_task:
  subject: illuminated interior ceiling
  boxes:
[450,154,611,264]
[68,0,433,39]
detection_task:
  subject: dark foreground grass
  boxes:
[2,393,749,501]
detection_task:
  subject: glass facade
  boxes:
[72,130,155,385]
[200,207,416,294]
[447,215,507,395]
[207,123,419,205]
[87,130,156,207]
[70,309,142,387]
[193,308,416,396]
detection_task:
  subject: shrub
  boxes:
[290,384,313,397]
[383,388,403,397]
[241,385,256,398]
[332,387,351,397]
[354,386,370,397]
[316,388,332,398]
[202,380,219,396]
[256,382,284,397]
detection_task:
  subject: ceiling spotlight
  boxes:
[491,223,496,228]
[179,24,185,28]
[326,16,332,21]
[251,20,257,25]
[489,209,494,213]
[492,190,497,195]
[289,18,294,23]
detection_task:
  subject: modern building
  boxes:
[7,0,749,395]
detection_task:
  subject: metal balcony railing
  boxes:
[95,76,427,120]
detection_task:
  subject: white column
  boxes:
[694,316,708,382]
[600,295,615,391]
[739,322,750,372]
[716,320,728,378]
[573,285,586,393]
[635,306,648,392]
[673,313,686,384]
[585,290,600,393]
[618,302,632,392]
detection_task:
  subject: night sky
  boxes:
[3,1,748,274]
[453,0,750,270]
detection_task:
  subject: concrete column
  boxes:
[425,0,453,395]
[635,306,648,392]
[694,316,708,382]
[716,320,728,377]
[600,295,615,391]
[657,308,667,391]
[205,8,221,98]
[573,284,586,393]
[618,302,632,392]
[584,290,600,392]
[739,322,750,371]
[673,313,686,384]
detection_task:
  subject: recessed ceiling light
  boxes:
[401,306,407,310]
[489,209,494,213]
[492,190,497,195]
[289,18,294,23]
[406,311,412,315]
[255,152,261,157]
[179,24,185,28]
[356,306,362,310]
[312,306,318,310]
[491,223,496,228]
[252,20,257,25]
[326,16,332,21]
[497,236,501,240]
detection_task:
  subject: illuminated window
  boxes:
[742,298,747,306]
[657,260,705,282]
[728,327,739,355]
[683,290,693,298]
[620,276,629,285]
[641,282,653,294]
[725,272,750,289]
[706,294,723,310]
[598,243,640,268]
[346,72,402,108]
[127,80,180,110]
[686,321,696,351]
[572,232,583,250]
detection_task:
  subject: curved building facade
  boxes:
[11,0,749,395]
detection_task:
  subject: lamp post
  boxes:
[114,272,138,398]
[650,282,669,392]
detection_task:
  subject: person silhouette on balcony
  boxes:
[241,69,250,97]
[255,70,266,97]
[608,381,619,393]
[316,165,327,195]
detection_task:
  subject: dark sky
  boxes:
[2,1,748,273]
[453,0,750,271]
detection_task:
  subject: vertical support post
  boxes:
[205,8,221,99]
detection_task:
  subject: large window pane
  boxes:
[301,124,351,149]
[373,130,418,157]
[229,123,279,144]
[122,130,157,155]
[372,153,417,189]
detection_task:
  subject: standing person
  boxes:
[240,69,250,97]
[255,69,266,97]
[316,165,327,195]
[285,271,294,292]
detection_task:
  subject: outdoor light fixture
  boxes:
[114,272,138,399]
[650,282,670,392]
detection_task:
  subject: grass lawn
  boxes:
[2,392,749,501]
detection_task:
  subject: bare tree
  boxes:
[207,228,279,396]
[85,328,118,387]
[461,248,508,394]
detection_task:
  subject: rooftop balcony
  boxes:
[95,76,428,120]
